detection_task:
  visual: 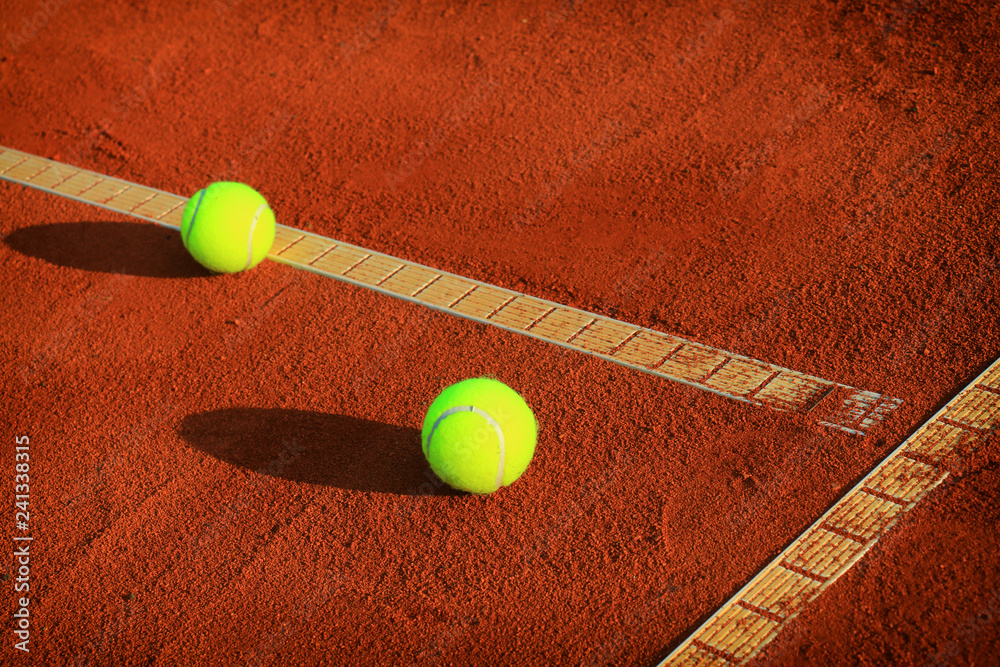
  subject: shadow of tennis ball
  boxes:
[178,407,458,496]
[4,221,203,278]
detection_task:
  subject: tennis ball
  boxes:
[421,377,538,495]
[180,182,276,274]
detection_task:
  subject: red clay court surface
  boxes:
[2,1,999,665]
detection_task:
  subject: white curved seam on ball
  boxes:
[427,405,506,491]
[244,202,268,271]
[185,189,207,245]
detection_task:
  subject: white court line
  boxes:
[0,145,902,434]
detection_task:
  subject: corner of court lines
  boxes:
[658,358,1000,667]
[813,387,904,437]
[0,144,944,667]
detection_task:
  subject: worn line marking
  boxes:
[0,145,900,433]
[658,357,1000,666]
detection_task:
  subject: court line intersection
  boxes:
[7,145,972,665]
[660,356,1000,665]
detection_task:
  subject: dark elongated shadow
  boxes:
[178,407,456,496]
[4,221,205,277]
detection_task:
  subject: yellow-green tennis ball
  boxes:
[180,182,276,274]
[421,377,538,495]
